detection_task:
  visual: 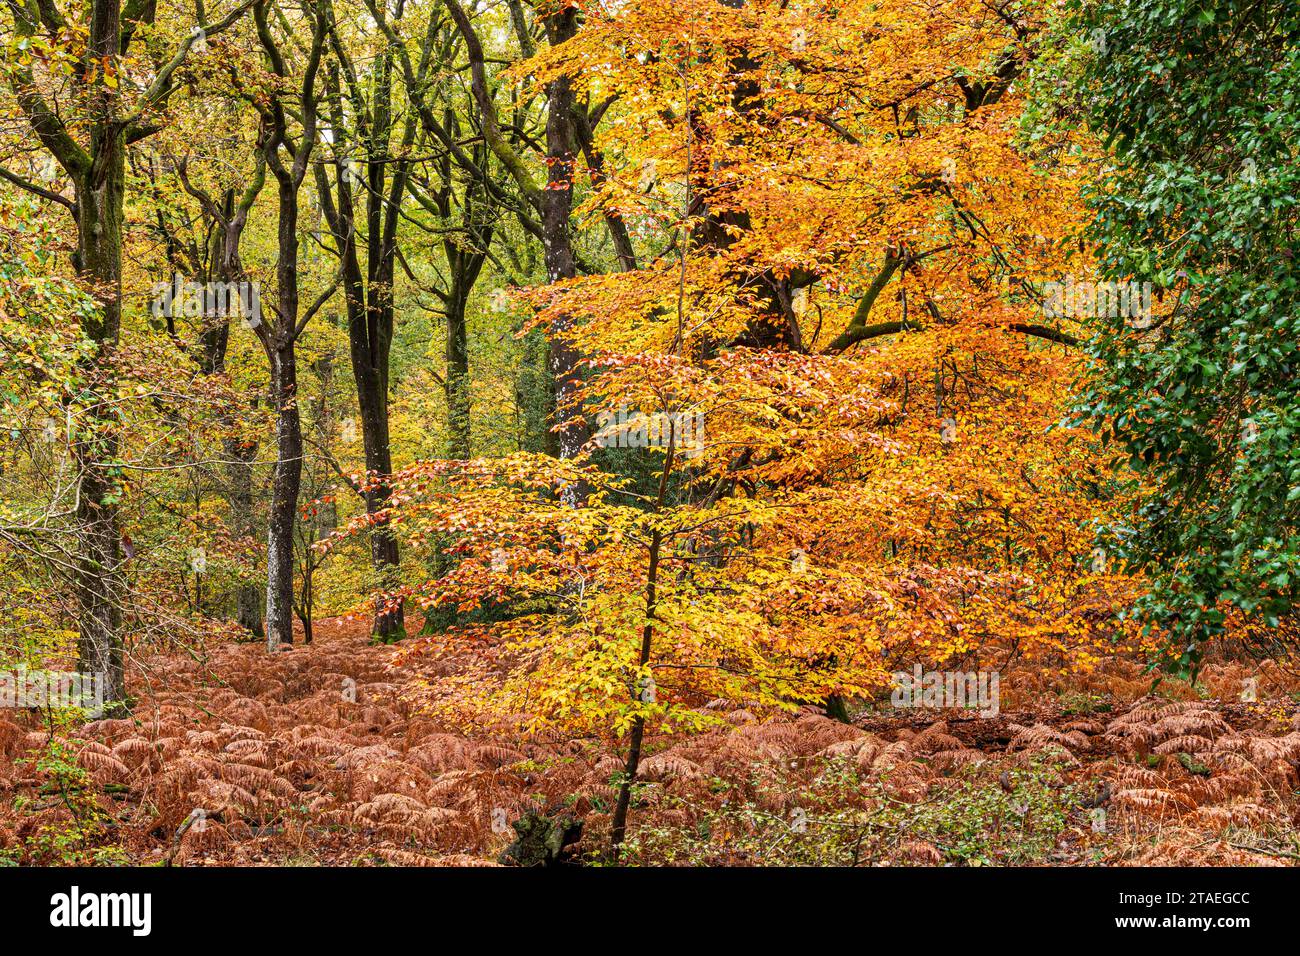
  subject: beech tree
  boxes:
[2,0,253,699]
[311,9,415,641]
[248,0,329,649]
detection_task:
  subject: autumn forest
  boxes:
[0,0,1298,884]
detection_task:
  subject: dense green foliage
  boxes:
[1069,0,1300,665]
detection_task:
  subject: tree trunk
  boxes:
[254,0,325,650]
[265,342,302,649]
[228,432,264,638]
[444,277,473,461]
[610,530,662,852]
[354,347,404,641]
[262,169,305,651]
[70,9,128,704]
[195,191,264,640]
[541,8,588,470]
[313,54,408,643]
[611,438,678,853]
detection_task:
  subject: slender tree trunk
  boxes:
[265,341,302,649]
[254,0,325,649]
[354,350,404,640]
[442,0,585,471]
[611,434,678,853]
[313,53,408,643]
[541,9,588,469]
[361,49,406,642]
[434,125,490,463]
[609,531,660,852]
[574,107,637,272]
[444,277,473,460]
[228,433,264,637]
[263,140,305,652]
[194,193,265,640]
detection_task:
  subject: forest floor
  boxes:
[2,617,1298,866]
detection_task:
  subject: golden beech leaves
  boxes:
[335,0,1148,747]
[334,454,874,735]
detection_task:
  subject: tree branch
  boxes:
[0,164,75,212]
